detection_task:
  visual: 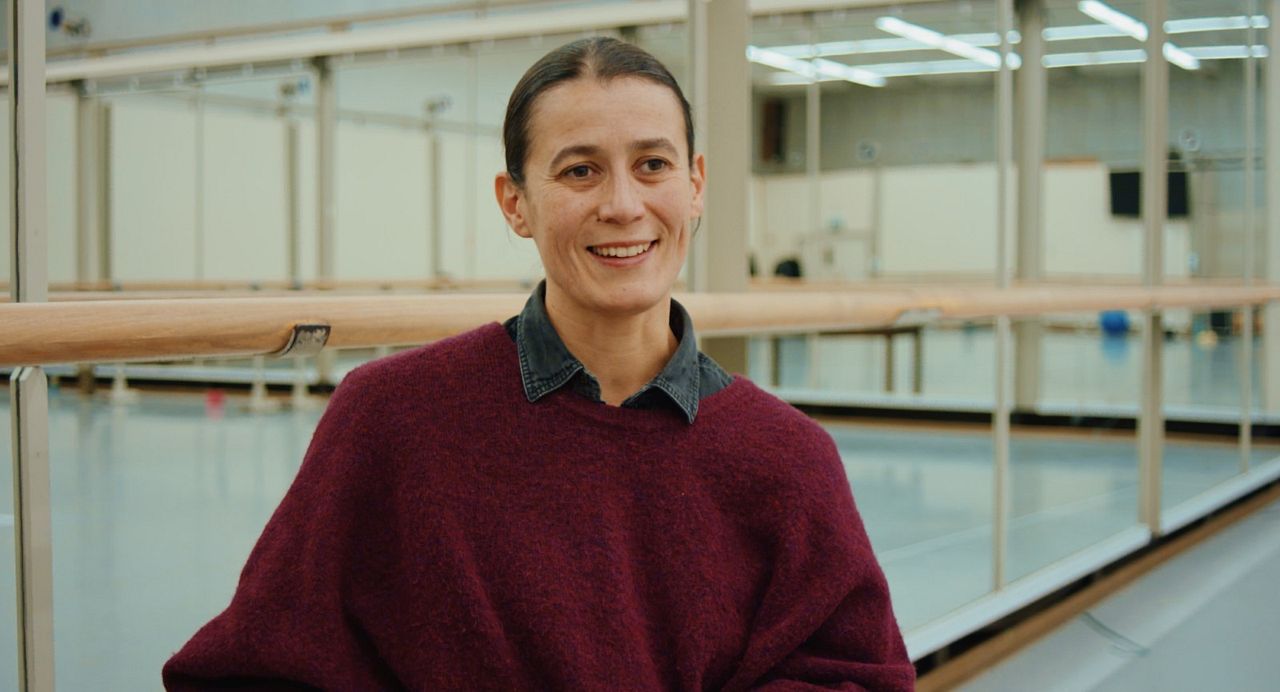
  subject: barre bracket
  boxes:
[274,323,331,358]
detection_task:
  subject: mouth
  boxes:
[587,240,656,259]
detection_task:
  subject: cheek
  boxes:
[658,190,695,232]
[540,192,593,236]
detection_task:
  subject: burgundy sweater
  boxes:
[163,323,914,691]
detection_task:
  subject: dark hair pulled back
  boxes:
[502,36,694,187]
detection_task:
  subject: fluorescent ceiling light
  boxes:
[874,16,1011,69]
[1043,48,1146,68]
[1183,44,1268,60]
[746,45,817,78]
[1078,0,1148,40]
[746,45,884,87]
[1165,15,1269,34]
[1046,15,1270,41]
[1044,24,1128,41]
[1161,43,1200,70]
[764,72,833,86]
[1076,1,1199,70]
[767,32,1021,60]
[769,38,924,59]
[765,14,1269,60]
[863,59,999,78]
[812,58,887,87]
[1042,45,1266,68]
[760,41,1266,86]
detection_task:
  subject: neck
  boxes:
[544,284,677,406]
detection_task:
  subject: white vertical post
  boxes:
[74,85,102,286]
[284,114,301,286]
[1242,0,1258,472]
[1265,0,1280,414]
[193,86,206,281]
[314,57,336,283]
[97,103,113,282]
[992,0,1016,590]
[1013,0,1046,412]
[1139,0,1168,532]
[805,15,821,248]
[9,370,52,692]
[465,48,479,280]
[8,0,55,688]
[425,103,443,280]
[689,0,751,373]
[314,58,337,383]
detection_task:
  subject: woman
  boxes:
[164,37,914,690]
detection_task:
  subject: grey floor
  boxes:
[0,328,1274,690]
[961,494,1280,692]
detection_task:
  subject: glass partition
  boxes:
[820,324,997,630]
[0,388,16,691]
[9,0,1280,682]
[0,93,7,285]
[1159,0,1264,523]
[46,385,323,689]
[1008,313,1143,583]
[750,2,1002,285]
[751,0,1007,634]
[92,67,314,284]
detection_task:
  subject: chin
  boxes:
[589,282,672,317]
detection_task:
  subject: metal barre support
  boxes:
[273,323,331,358]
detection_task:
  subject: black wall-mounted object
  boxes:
[1109,170,1190,218]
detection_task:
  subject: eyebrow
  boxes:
[547,138,680,172]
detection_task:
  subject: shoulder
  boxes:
[332,322,515,416]
[342,323,510,387]
[705,378,845,481]
[699,380,858,531]
[714,379,835,447]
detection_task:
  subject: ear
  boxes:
[688,153,706,218]
[495,172,533,239]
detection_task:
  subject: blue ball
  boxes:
[1099,310,1130,336]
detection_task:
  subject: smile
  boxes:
[588,241,655,259]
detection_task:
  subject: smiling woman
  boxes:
[495,69,704,404]
[162,37,914,691]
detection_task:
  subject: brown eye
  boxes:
[641,158,669,173]
[566,165,592,179]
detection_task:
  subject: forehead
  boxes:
[525,77,687,158]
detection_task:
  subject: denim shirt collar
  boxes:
[512,281,703,424]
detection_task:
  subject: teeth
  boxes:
[591,242,652,258]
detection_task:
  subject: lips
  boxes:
[588,240,656,259]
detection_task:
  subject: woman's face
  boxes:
[496,76,705,320]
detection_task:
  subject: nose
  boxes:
[597,171,645,225]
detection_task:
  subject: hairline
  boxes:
[511,66,695,187]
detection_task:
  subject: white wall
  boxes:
[202,108,289,281]
[1043,162,1190,279]
[48,93,79,282]
[753,161,1192,281]
[0,101,9,282]
[95,90,542,284]
[880,164,1001,277]
[0,92,79,284]
[0,92,1198,289]
[334,121,431,279]
[111,97,200,280]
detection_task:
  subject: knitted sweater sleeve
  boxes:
[162,365,399,690]
[724,422,916,692]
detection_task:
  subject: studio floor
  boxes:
[0,383,1274,690]
[961,492,1280,692]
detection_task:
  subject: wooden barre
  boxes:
[2,284,1279,367]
